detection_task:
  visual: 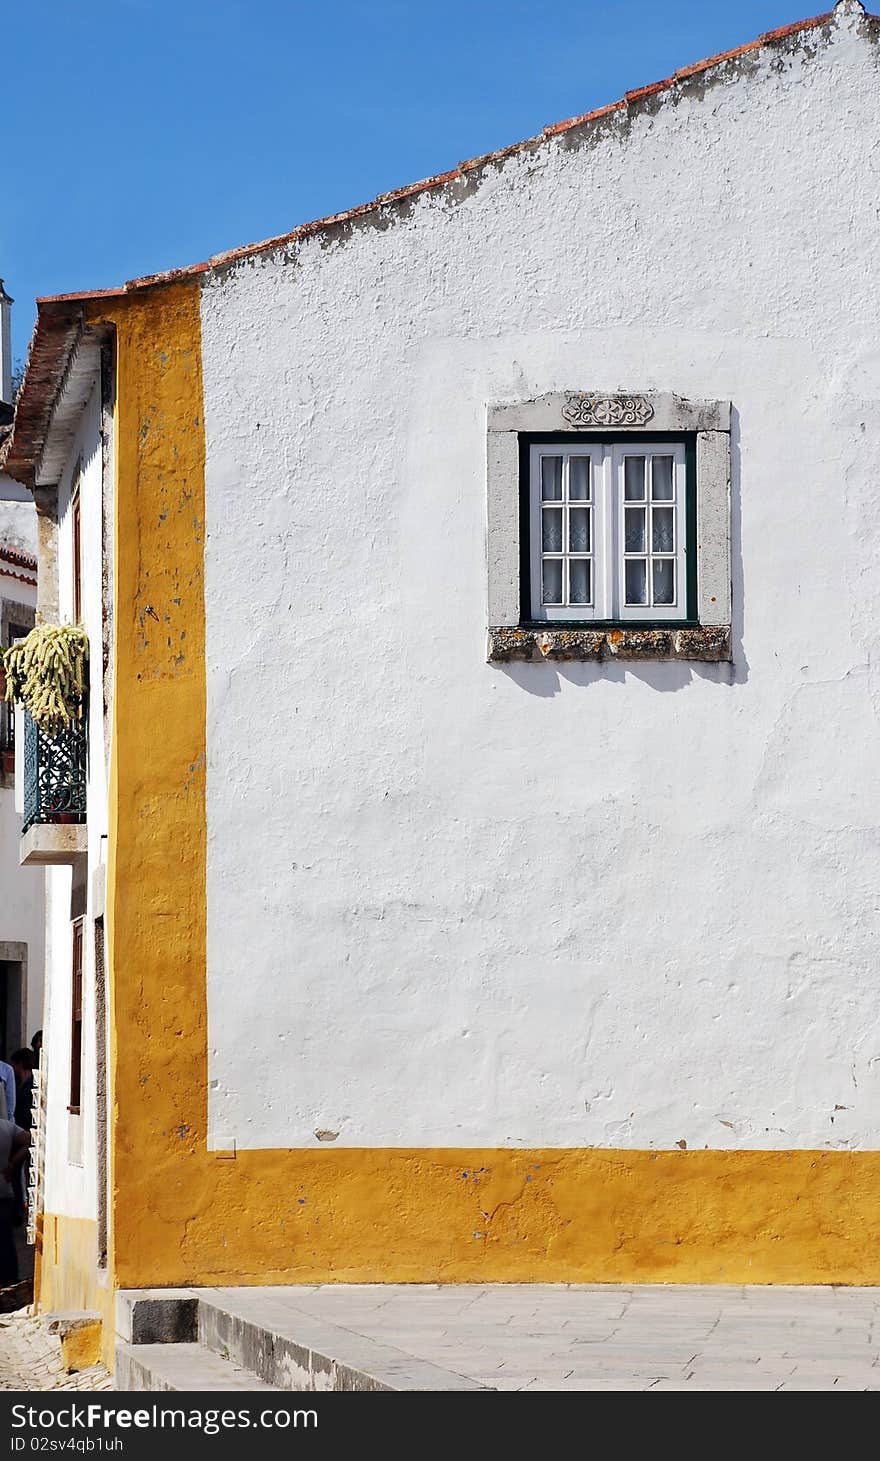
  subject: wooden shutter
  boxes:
[69,920,83,1113]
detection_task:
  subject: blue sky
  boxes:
[4,0,815,364]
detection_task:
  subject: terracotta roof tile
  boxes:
[760,14,832,41]
[0,545,38,585]
[460,138,536,167]
[543,100,626,138]
[34,288,126,306]
[676,38,764,80]
[122,262,211,292]
[625,77,679,104]
[29,7,852,310]
[4,3,869,486]
[376,170,460,205]
[0,567,37,587]
[0,544,37,571]
[2,307,84,487]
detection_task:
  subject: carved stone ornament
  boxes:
[562,394,655,427]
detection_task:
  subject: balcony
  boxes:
[19,705,88,866]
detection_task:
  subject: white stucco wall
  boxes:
[41,384,105,1218]
[0,483,38,558]
[201,7,880,1151]
[0,790,43,1043]
[0,755,44,1052]
[0,492,42,1059]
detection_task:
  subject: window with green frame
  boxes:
[521,434,697,625]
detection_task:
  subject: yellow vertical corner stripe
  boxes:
[92,280,880,1292]
[94,281,210,1288]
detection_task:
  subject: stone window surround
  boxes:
[487,391,731,662]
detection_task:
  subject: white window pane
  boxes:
[569,507,590,553]
[541,457,563,501]
[624,508,645,553]
[542,559,563,604]
[652,507,674,553]
[625,559,647,605]
[624,457,646,501]
[569,457,590,501]
[653,559,675,605]
[569,560,591,605]
[542,508,563,552]
[652,456,674,500]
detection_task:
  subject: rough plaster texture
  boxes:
[41,379,106,1224]
[486,624,731,662]
[201,9,880,1151]
[0,488,37,558]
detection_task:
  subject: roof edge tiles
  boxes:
[0,544,38,571]
[0,544,38,586]
[31,5,848,304]
[2,310,85,488]
[1,3,870,486]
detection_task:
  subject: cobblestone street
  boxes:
[0,1310,111,1393]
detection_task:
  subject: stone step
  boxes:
[195,1289,486,1392]
[115,1288,488,1391]
[115,1341,279,1392]
[117,1288,198,1346]
[45,1311,103,1370]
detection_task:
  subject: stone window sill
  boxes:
[487,625,731,663]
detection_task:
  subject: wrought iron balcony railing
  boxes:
[23,705,87,832]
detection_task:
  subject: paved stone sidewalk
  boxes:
[8,1285,880,1390]
[238,1282,880,1391]
[0,1309,111,1392]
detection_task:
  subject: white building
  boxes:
[0,280,43,1069]
[2,0,880,1364]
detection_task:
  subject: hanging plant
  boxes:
[2,625,89,729]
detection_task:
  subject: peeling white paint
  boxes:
[201,12,880,1150]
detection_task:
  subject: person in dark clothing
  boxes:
[0,1060,14,1124]
[30,1031,42,1065]
[10,1050,34,1130]
[0,1118,28,1284]
[9,1051,34,1227]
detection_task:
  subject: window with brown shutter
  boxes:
[69,919,83,1114]
[71,464,82,624]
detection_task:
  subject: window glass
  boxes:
[530,440,687,621]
